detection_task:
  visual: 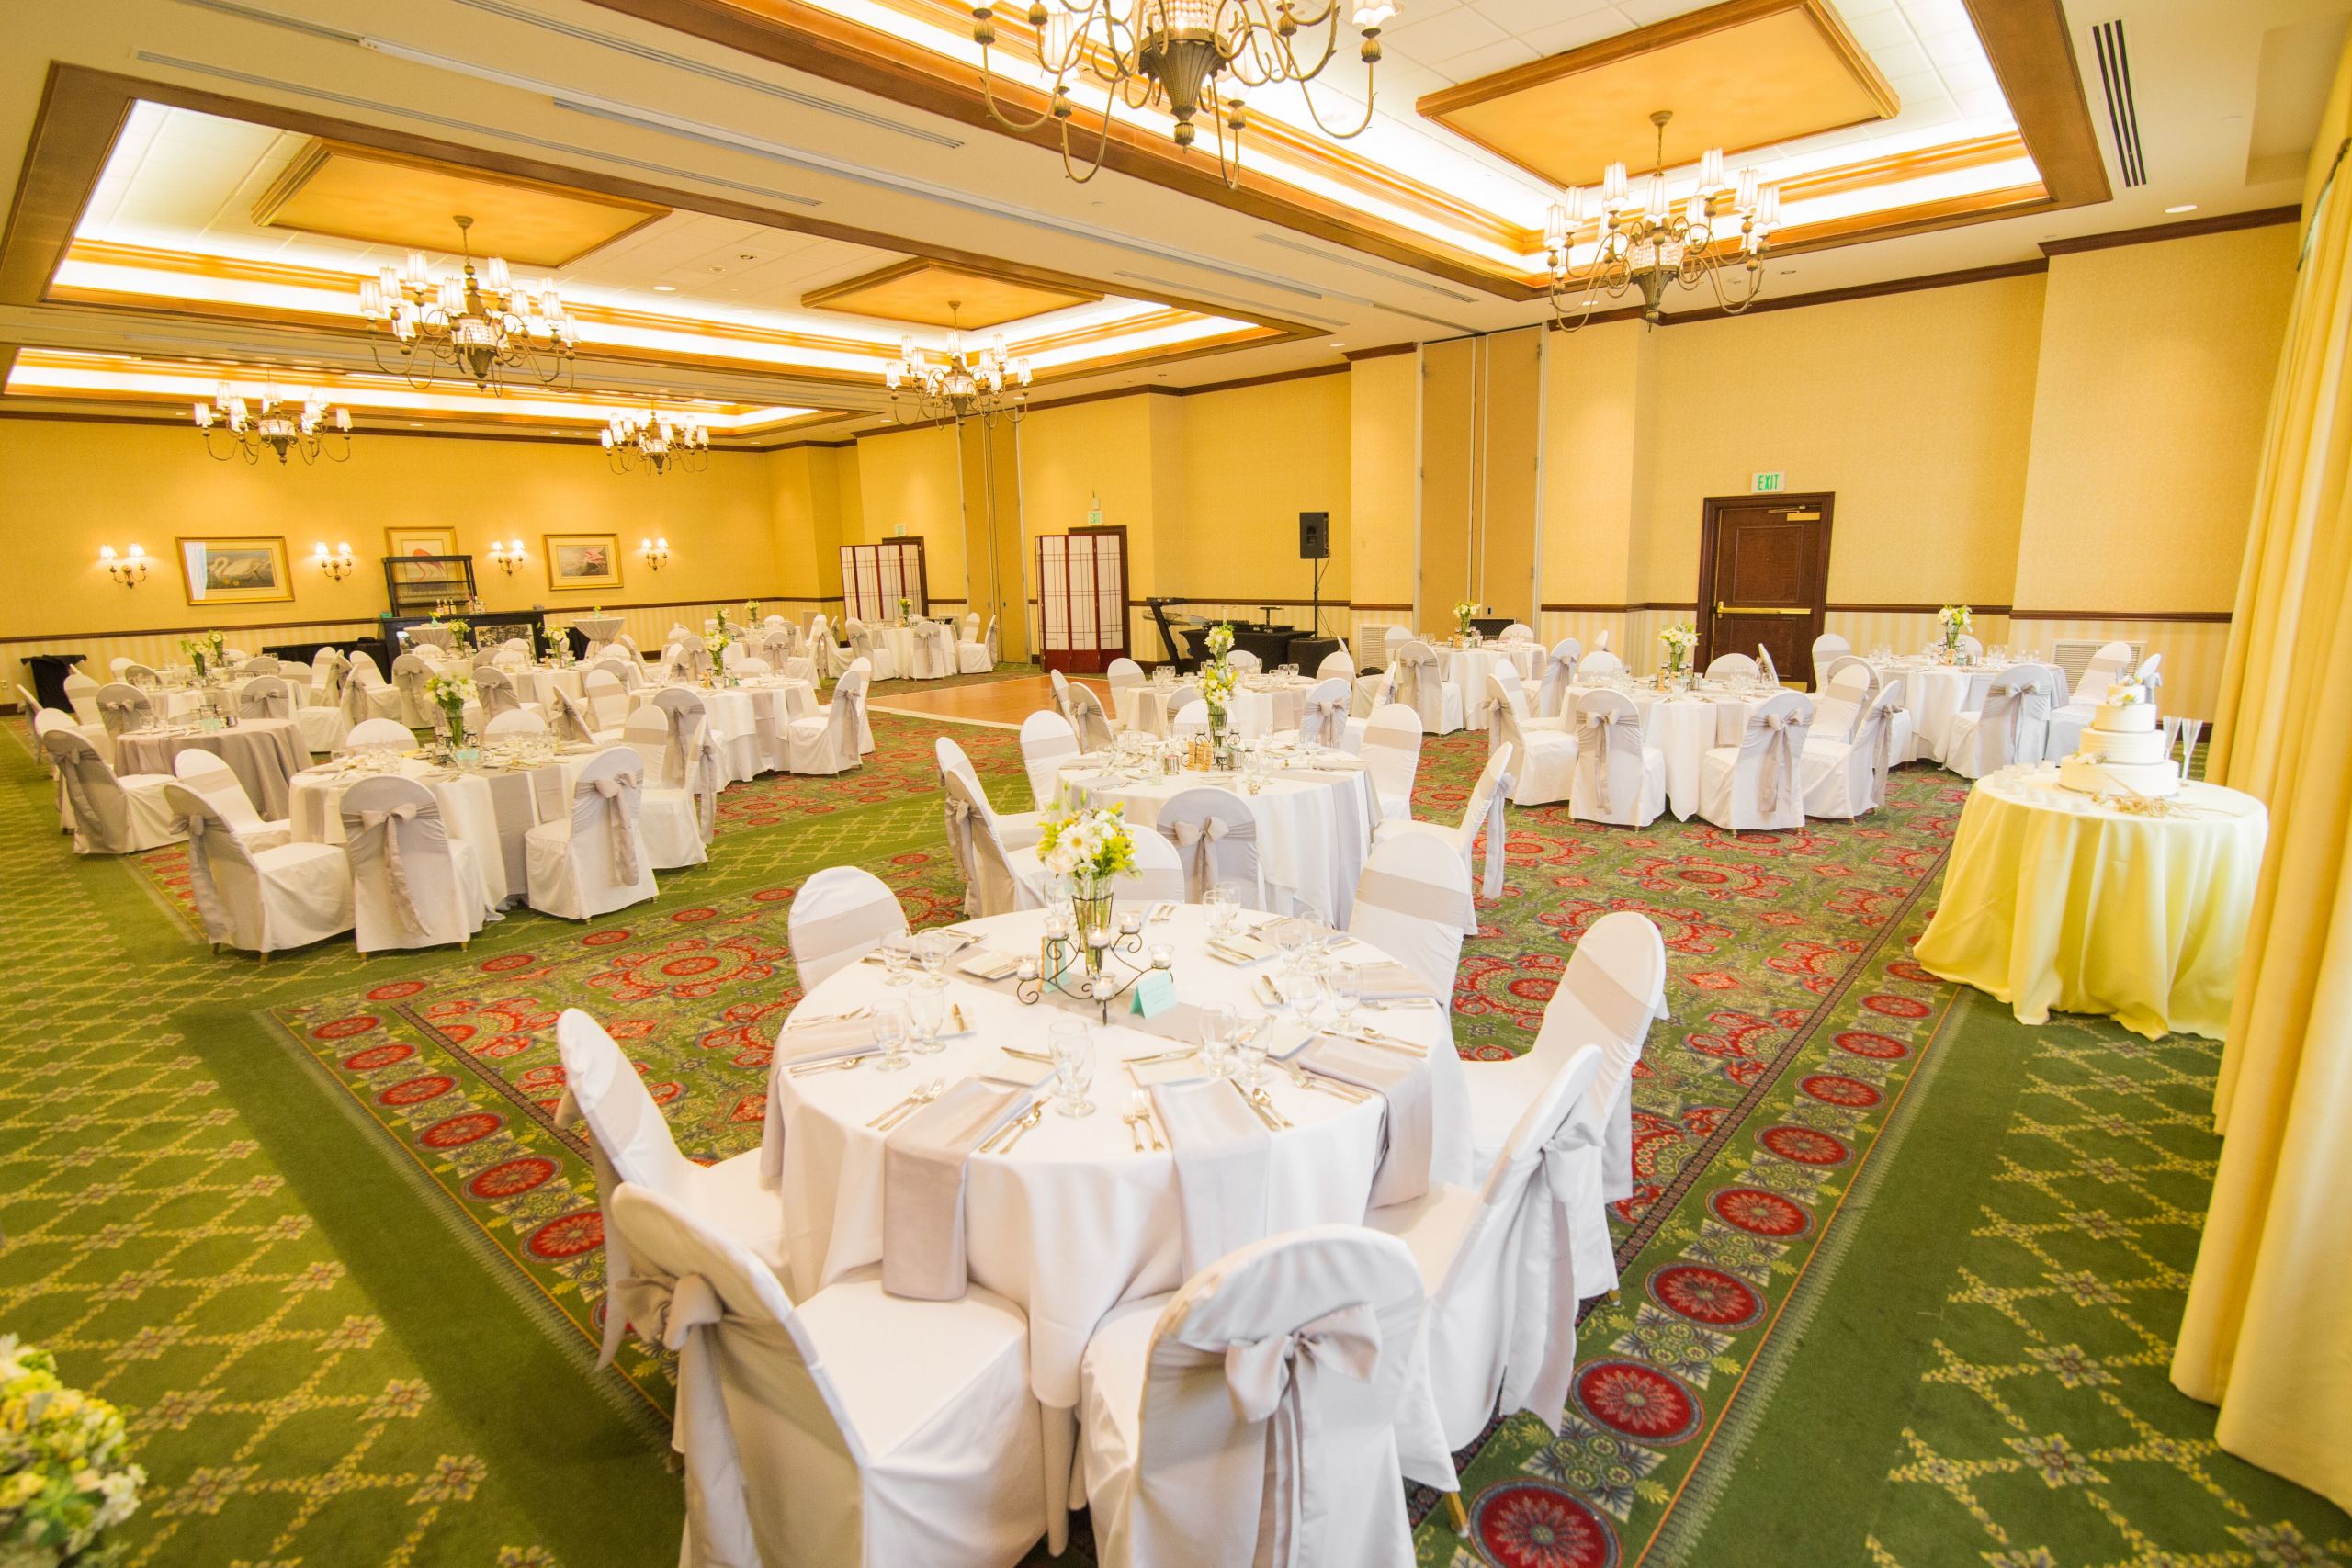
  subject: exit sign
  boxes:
[1752,471,1785,493]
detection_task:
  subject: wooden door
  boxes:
[1697,494,1833,685]
[1035,526,1129,674]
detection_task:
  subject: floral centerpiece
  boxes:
[1197,655,1239,767]
[897,594,913,626]
[178,629,227,680]
[443,617,471,650]
[1453,601,1484,641]
[703,628,730,684]
[1036,798,1136,971]
[743,599,761,626]
[1937,604,1973,660]
[424,670,476,752]
[1658,621,1698,682]
[0,1335,144,1566]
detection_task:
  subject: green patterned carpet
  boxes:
[2,694,2344,1567]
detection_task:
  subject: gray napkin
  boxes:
[1150,1080,1272,1278]
[882,1078,1031,1301]
[1353,960,1437,1001]
[1301,1035,1433,1207]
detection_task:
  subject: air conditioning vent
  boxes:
[2091,19,2148,187]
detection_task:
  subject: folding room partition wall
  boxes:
[838,541,929,622]
[1034,526,1129,673]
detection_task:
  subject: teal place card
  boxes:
[1130,971,1177,1019]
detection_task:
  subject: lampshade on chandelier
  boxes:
[603,411,710,476]
[358,216,579,393]
[191,383,353,466]
[885,304,1033,424]
[973,0,1401,186]
[1545,111,1780,331]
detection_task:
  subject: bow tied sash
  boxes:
[1502,1122,1606,1431]
[1580,710,1630,812]
[98,695,147,734]
[1539,653,1577,717]
[588,777,643,885]
[1301,694,1347,748]
[662,708,695,788]
[178,809,237,940]
[1224,1303,1385,1568]
[355,803,426,933]
[1480,778,1513,898]
[606,1268,761,1567]
[941,795,983,916]
[1167,815,1253,898]
[1755,713,1803,816]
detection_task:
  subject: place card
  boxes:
[1129,971,1178,1020]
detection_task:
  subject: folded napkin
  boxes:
[1204,932,1276,964]
[958,949,1024,982]
[1352,960,1438,1002]
[1129,999,1220,1047]
[1300,1036,1434,1207]
[882,1078,1032,1301]
[1150,1080,1272,1279]
[775,1017,881,1064]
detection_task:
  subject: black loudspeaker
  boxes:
[1298,511,1330,559]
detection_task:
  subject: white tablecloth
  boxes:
[1564,682,1775,818]
[1062,756,1377,924]
[115,719,307,818]
[288,749,605,907]
[1163,680,1314,741]
[1871,660,2004,762]
[628,681,813,778]
[763,904,1469,1409]
[876,623,956,681]
[1114,682,1199,738]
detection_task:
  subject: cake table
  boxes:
[1915,766,2267,1039]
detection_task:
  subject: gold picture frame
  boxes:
[385,526,460,584]
[544,532,624,592]
[175,535,293,604]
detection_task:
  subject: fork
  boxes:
[997,1099,1052,1152]
[1128,1090,1166,1151]
[1285,1061,1369,1101]
[866,1079,944,1131]
[1121,1110,1147,1152]
[787,1055,866,1077]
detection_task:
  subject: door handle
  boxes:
[1715,603,1813,616]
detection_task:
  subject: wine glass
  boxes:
[872,1001,910,1073]
[1199,1002,1239,1079]
[909,976,946,1055]
[880,931,913,987]
[1270,917,1311,976]
[916,929,956,978]
[1049,1021,1096,1117]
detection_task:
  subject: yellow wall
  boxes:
[847,423,968,601]
[1348,354,1419,618]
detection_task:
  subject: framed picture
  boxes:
[385,526,460,582]
[175,536,292,604]
[544,532,624,592]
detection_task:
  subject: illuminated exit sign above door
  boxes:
[1752,471,1785,493]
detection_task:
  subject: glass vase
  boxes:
[1206,705,1233,771]
[1071,874,1114,976]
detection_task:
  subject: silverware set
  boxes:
[866,1079,944,1131]
[787,1005,871,1030]
[980,1097,1051,1154]
[1123,1091,1167,1152]
[1233,1080,1292,1131]
[787,1053,866,1077]
[1285,1061,1371,1102]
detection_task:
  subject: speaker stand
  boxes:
[1308,555,1326,640]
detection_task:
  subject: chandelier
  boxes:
[192,383,353,466]
[1544,111,1780,331]
[357,216,579,393]
[972,0,1400,186]
[603,411,710,476]
[885,304,1033,424]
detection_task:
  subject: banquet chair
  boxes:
[819,659,877,753]
[808,615,849,681]
[956,615,994,675]
[165,784,352,956]
[1105,658,1143,700]
[1393,640,1464,735]
[339,774,491,954]
[389,654,436,728]
[94,682,155,738]
[1297,676,1356,750]
[1018,710,1080,811]
[1345,829,1471,996]
[1350,658,1394,718]
[1946,665,2057,780]
[1369,1045,1607,1454]
[1462,909,1666,1273]
[582,670,632,736]
[1225,648,1264,675]
[121,662,163,689]
[1874,668,1919,764]
[1360,703,1424,824]
[1487,674,1577,805]
[485,708,548,739]
[1047,667,1075,728]
[524,747,659,920]
[1155,787,1263,905]
[1810,659,1873,742]
[220,647,251,664]
[62,670,102,728]
[31,710,84,829]
[2045,639,2137,760]
[553,688,616,747]
[342,718,416,753]
[941,770,1046,916]
[596,649,649,692]
[1536,641,1580,719]
[1380,625,1412,663]
[848,622,898,682]
[44,730,182,854]
[1065,683,1115,752]
[347,656,406,723]
[108,656,133,677]
[1801,684,1893,818]
[788,865,907,989]
[623,709,715,870]
[1500,622,1534,642]
[608,1182,1046,1568]
[786,667,867,776]
[731,655,773,681]
[1697,691,1815,833]
[935,737,1041,849]
[471,665,525,720]
[555,1010,790,1371]
[297,656,351,755]
[722,641,765,675]
[1493,663,1566,732]
[1075,1225,1450,1568]
[1374,743,1514,931]
[1169,698,1210,742]
[1569,690,1668,829]
[1316,649,1356,683]
[665,683,757,784]
[173,750,291,850]
[1593,630,1611,651]
[1579,649,1626,680]
[236,674,294,721]
[1706,651,1759,681]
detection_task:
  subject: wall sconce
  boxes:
[640,536,672,570]
[98,544,149,587]
[487,538,527,575]
[312,540,356,581]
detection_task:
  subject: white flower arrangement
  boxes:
[2106,675,2145,705]
[0,1336,144,1565]
[1453,601,1479,636]
[703,629,730,663]
[743,599,761,624]
[178,630,227,674]
[1659,621,1698,671]
[424,671,478,710]
[1204,622,1235,660]
[1938,604,1973,637]
[1036,799,1136,885]
[1197,659,1239,710]
[898,595,913,621]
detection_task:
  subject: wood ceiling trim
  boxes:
[1963,0,2110,210]
[797,255,1102,327]
[2039,204,2300,255]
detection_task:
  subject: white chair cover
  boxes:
[1812,658,1875,742]
[956,615,994,675]
[1699,690,1814,832]
[786,668,865,775]
[1948,665,2057,780]
[121,662,163,689]
[524,747,658,919]
[1018,711,1080,812]
[390,653,436,728]
[2045,639,2138,758]
[1706,652,1759,680]
[1392,641,1463,735]
[237,675,293,720]
[339,774,490,953]
[787,865,906,990]
[342,717,414,752]
[62,670,101,727]
[1347,829,1471,997]
[43,730,181,854]
[1579,649,1626,680]
[940,770,1033,918]
[1067,684,1115,752]
[172,749,290,849]
[472,665,525,718]
[582,670,630,735]
[934,737,1041,851]
[1487,674,1577,806]
[485,709,548,738]
[95,682,154,737]
[1297,678,1352,749]
[1500,622,1533,642]
[1569,689,1668,828]
[626,710,713,870]
[1315,649,1355,683]
[166,783,352,953]
[1374,744,1512,931]
[1799,687,1888,819]
[1360,704,1423,824]
[1155,787,1264,905]
[1225,649,1262,674]
[1106,658,1143,698]
[1536,643,1580,718]
[1810,631,1850,688]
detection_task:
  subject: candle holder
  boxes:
[1018,924,1171,1023]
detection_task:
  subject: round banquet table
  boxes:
[572,615,624,648]
[1871,659,2003,762]
[877,622,956,681]
[115,719,306,818]
[1913,768,2268,1040]
[1058,751,1377,924]
[1566,682,1775,819]
[1114,682,1199,739]
[629,681,813,778]
[762,904,1471,1412]
[1163,679,1311,740]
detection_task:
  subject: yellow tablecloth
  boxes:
[1915,770,2268,1039]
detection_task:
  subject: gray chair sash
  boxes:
[1503,1118,1606,1432]
[1756,713,1804,817]
[1579,709,1633,814]
[1537,652,1578,718]
[1353,866,1475,931]
[554,691,597,745]
[48,739,129,852]
[1164,815,1258,900]
[178,808,239,941]
[1300,694,1348,748]
[1223,1301,1385,1568]
[238,682,290,720]
[97,694,150,736]
[584,775,643,885]
[1480,776,1512,898]
[351,802,427,933]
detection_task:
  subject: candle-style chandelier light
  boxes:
[1544,110,1781,332]
[972,0,1401,186]
[603,411,710,477]
[191,383,353,466]
[357,216,580,393]
[885,303,1033,424]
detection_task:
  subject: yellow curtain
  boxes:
[2171,34,2352,1514]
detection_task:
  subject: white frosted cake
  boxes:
[2057,674,2180,797]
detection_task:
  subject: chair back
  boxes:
[340,773,471,952]
[164,781,259,942]
[486,708,548,738]
[95,682,153,736]
[941,768,1024,917]
[109,656,132,677]
[623,707,673,784]
[1579,649,1626,680]
[808,668,867,771]
[122,662,162,688]
[1756,644,1781,685]
[1393,640,1445,730]
[1815,657,1876,741]
[1381,625,1411,660]
[1047,667,1074,727]
[1349,830,1469,996]
[1018,710,1080,811]
[171,748,266,829]
[1706,651,1759,680]
[1957,633,1984,658]
[1536,643,1579,718]
[1485,671,1534,765]
[1500,622,1534,642]
[1360,704,1423,818]
[1456,743,1516,900]
[235,674,291,721]
[1226,649,1262,674]
[1106,657,1144,694]
[1067,683,1115,751]
[788,864,906,989]
[472,665,523,717]
[346,650,384,686]
[314,649,350,702]
[549,689,598,745]
[343,717,414,752]
[1810,631,1850,688]
[1124,1226,1436,1568]
[63,671,101,724]
[650,686,712,788]
[2073,639,2135,705]
[44,730,133,852]
[984,615,1001,663]
[1730,690,1815,822]
[1155,787,1262,903]
[1572,689,1648,819]
[1124,825,1188,904]
[390,654,434,726]
[1972,665,2055,771]
[583,670,629,730]
[1316,649,1355,682]
[566,745,650,892]
[1298,677,1351,747]
[1856,685,1901,807]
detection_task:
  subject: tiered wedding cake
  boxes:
[2057,660,2178,798]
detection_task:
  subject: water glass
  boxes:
[873,1002,910,1072]
[880,931,913,986]
[916,929,956,977]
[1236,1014,1271,1089]
[1199,1002,1239,1079]
[1050,1021,1096,1117]
[1205,883,1236,937]
[909,976,946,1055]
[1330,965,1363,1035]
